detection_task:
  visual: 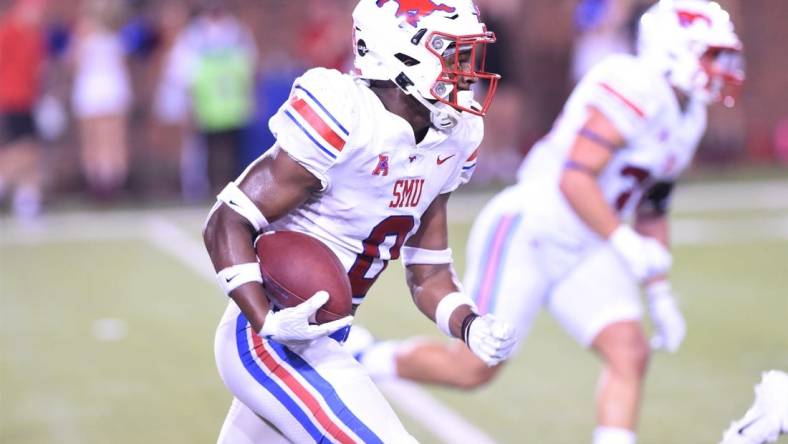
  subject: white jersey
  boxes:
[516,54,707,248]
[263,68,482,305]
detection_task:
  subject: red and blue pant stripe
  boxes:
[472,213,523,314]
[234,314,382,443]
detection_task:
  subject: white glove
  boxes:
[464,314,516,367]
[720,371,788,444]
[609,225,672,282]
[259,291,353,345]
[647,281,686,352]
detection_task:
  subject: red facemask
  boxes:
[702,46,745,108]
[426,30,500,116]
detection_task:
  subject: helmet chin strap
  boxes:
[392,71,461,131]
[413,93,460,131]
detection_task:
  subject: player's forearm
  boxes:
[406,264,472,338]
[203,208,259,270]
[203,208,271,331]
[228,285,272,332]
[560,169,620,238]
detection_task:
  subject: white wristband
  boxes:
[401,246,453,266]
[217,263,263,295]
[217,182,269,232]
[435,291,477,337]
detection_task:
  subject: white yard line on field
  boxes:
[0,178,785,239]
[144,216,216,281]
[142,217,497,444]
[376,379,498,444]
[447,179,788,223]
[672,179,788,213]
[0,217,140,245]
[673,216,788,245]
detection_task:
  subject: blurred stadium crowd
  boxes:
[0,0,786,220]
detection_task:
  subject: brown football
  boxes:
[255,231,352,324]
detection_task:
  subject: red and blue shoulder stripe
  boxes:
[284,85,350,159]
[462,148,479,170]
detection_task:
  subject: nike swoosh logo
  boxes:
[737,415,763,435]
[224,273,240,283]
[436,154,456,165]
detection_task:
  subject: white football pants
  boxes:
[214,302,417,443]
[462,187,644,348]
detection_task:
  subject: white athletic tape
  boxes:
[435,291,476,337]
[401,246,453,266]
[217,182,269,232]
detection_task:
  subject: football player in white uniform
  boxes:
[202,0,515,442]
[352,1,745,443]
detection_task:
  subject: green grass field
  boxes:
[1,180,787,444]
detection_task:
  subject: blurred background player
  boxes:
[353,1,745,443]
[0,0,46,219]
[721,370,788,444]
[202,0,515,442]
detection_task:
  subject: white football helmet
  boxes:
[638,0,745,107]
[352,0,500,129]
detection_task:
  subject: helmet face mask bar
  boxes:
[427,31,500,116]
[701,46,745,108]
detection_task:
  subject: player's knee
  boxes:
[606,339,650,379]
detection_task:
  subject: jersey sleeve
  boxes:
[585,57,662,142]
[268,68,360,189]
[440,114,483,193]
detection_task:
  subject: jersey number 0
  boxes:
[347,216,415,300]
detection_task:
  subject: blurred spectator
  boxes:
[0,0,780,209]
[160,0,258,197]
[571,0,635,84]
[119,13,159,60]
[240,58,302,170]
[235,0,353,171]
[773,117,788,165]
[0,0,47,219]
[297,0,352,71]
[148,0,190,198]
[471,0,526,185]
[70,0,132,201]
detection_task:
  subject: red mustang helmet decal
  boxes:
[376,0,457,27]
[676,9,711,28]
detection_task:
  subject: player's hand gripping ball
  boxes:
[255,231,352,324]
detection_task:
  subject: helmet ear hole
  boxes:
[357,39,369,57]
